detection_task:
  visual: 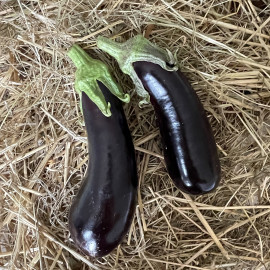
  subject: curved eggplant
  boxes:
[133,61,220,195]
[97,35,220,195]
[67,45,137,257]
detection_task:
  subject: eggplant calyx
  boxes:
[97,35,178,106]
[67,44,130,117]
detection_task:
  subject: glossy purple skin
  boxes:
[134,61,220,195]
[69,82,137,257]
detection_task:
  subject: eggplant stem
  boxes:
[67,44,129,117]
[68,44,95,68]
[97,35,178,105]
[96,37,124,64]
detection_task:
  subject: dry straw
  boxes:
[1,0,270,269]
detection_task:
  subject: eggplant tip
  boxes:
[70,227,103,257]
[173,177,219,196]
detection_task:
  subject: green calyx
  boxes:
[67,44,130,117]
[97,35,178,106]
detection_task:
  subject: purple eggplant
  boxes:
[133,61,220,194]
[67,45,137,257]
[97,35,220,195]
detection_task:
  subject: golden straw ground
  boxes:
[1,1,270,269]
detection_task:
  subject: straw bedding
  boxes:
[1,0,270,269]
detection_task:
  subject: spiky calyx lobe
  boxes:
[67,44,130,117]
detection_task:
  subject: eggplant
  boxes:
[97,35,220,195]
[67,45,137,257]
[133,61,220,194]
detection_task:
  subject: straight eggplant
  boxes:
[97,35,221,195]
[67,45,137,257]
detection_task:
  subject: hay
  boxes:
[1,0,270,269]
